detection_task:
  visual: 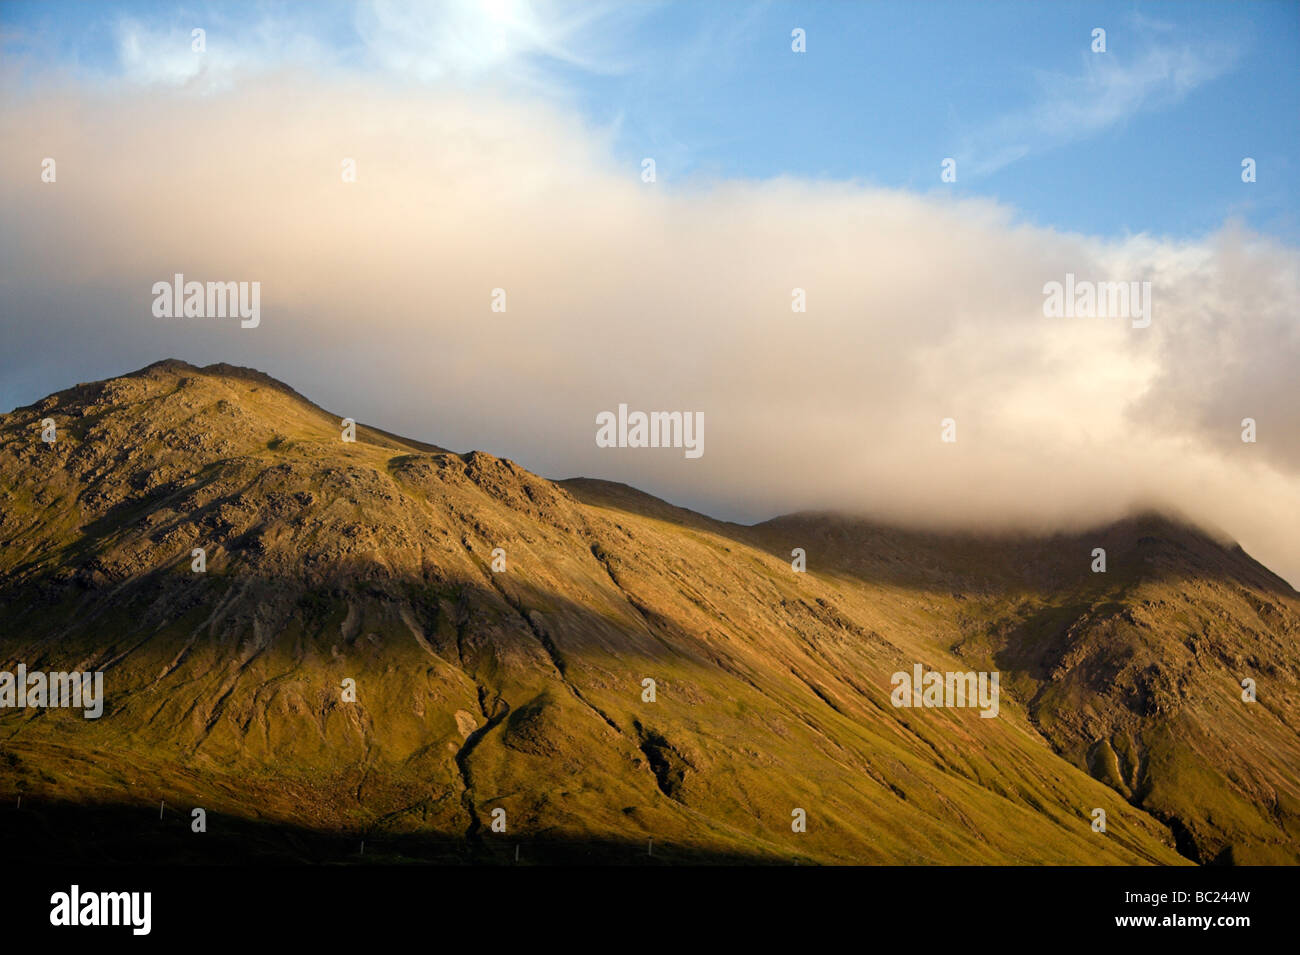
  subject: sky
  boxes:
[1,0,1298,584]
[4,0,1297,238]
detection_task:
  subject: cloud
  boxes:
[959,38,1240,177]
[355,0,643,86]
[73,1,643,95]
[1,74,1297,586]
[112,15,331,91]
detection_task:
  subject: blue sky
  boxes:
[4,0,1298,242]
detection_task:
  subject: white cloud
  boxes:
[354,0,643,88]
[106,2,645,96]
[113,16,330,91]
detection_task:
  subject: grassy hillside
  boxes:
[1,360,1294,864]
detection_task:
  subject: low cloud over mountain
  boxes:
[2,74,1297,584]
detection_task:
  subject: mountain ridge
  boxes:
[9,358,1283,577]
[1,360,1296,864]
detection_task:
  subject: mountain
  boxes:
[0,360,1296,864]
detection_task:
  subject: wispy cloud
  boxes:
[103,1,649,96]
[959,37,1240,177]
[355,0,643,84]
[113,14,331,91]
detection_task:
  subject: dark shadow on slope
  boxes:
[0,798,789,866]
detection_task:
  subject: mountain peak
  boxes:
[2,362,1297,866]
[126,358,320,407]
